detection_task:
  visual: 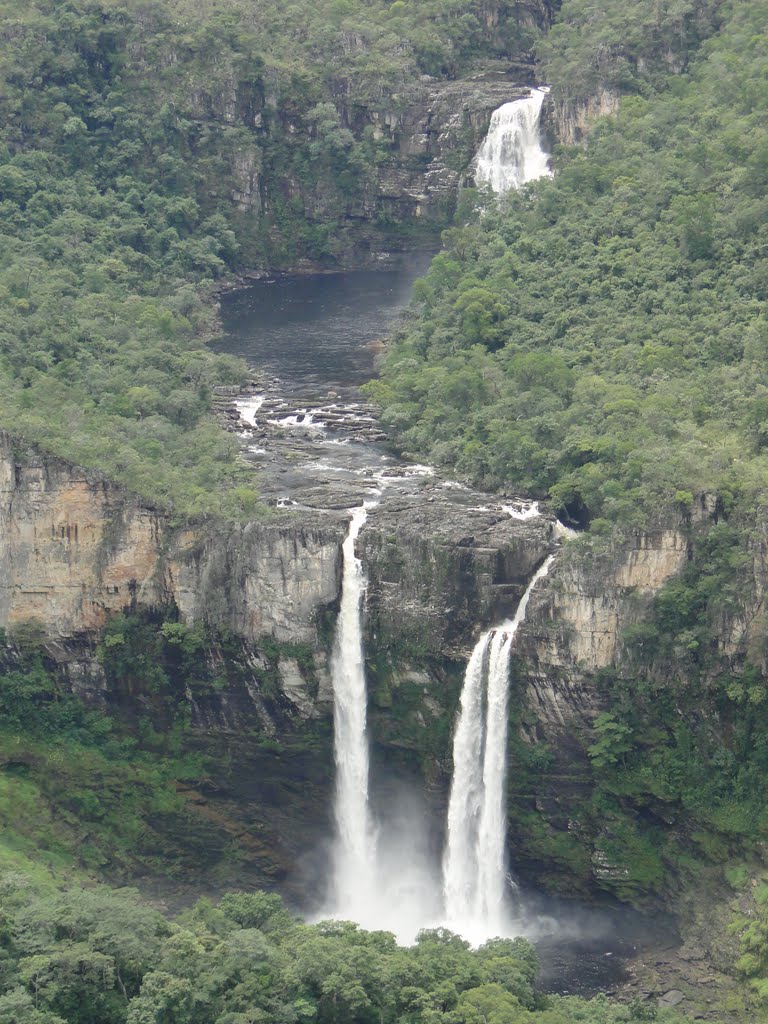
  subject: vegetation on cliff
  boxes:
[3,0,768,1016]
[372,0,768,528]
[0,0,541,516]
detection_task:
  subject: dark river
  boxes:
[212,252,445,506]
[215,251,434,395]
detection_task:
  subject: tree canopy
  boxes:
[372,0,768,529]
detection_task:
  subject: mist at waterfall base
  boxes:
[316,501,562,946]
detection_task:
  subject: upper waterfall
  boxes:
[443,554,557,943]
[474,87,551,193]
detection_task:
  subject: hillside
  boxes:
[0,0,547,515]
[372,0,768,530]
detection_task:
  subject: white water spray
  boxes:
[325,501,442,941]
[236,394,265,426]
[329,504,378,918]
[475,87,551,194]
[443,554,557,943]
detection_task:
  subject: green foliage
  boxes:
[0,625,233,879]
[540,0,723,103]
[373,0,768,527]
[730,878,768,1003]
[0,0,542,516]
[0,877,695,1024]
[97,611,237,701]
[587,713,633,769]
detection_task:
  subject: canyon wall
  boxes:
[0,432,344,647]
[5,432,764,907]
[2,431,742,901]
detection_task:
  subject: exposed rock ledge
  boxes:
[0,431,556,660]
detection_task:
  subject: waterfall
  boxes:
[475,87,551,194]
[323,499,443,943]
[329,503,378,918]
[443,554,557,941]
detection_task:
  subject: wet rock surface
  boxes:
[213,372,567,666]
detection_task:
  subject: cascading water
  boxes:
[324,500,442,941]
[443,554,557,943]
[475,87,551,194]
[329,503,378,918]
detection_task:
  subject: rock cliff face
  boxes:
[362,498,555,659]
[3,432,753,904]
[343,72,538,228]
[543,88,620,146]
[0,433,345,649]
[518,523,696,736]
[234,68,543,259]
[0,431,560,894]
[207,0,559,254]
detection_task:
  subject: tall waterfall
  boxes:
[329,503,378,918]
[475,87,551,193]
[443,554,557,942]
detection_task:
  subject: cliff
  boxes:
[0,433,560,895]
[233,68,544,262]
[5,426,764,928]
[171,0,560,267]
[2,429,739,906]
[0,432,344,648]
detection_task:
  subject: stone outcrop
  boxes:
[544,88,620,147]
[0,431,345,647]
[359,71,539,226]
[517,523,696,738]
[362,497,555,659]
[0,430,560,693]
[544,87,622,146]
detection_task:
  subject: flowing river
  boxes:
[212,252,448,508]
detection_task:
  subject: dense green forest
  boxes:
[0,880,693,1024]
[372,0,768,529]
[0,0,539,516]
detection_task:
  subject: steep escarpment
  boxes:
[0,432,344,650]
[0,433,562,891]
[506,520,706,896]
[5,427,766,910]
[539,0,724,144]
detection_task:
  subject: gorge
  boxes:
[0,86,708,980]
[1,0,767,1020]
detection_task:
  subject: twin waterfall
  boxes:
[327,504,557,943]
[327,91,552,944]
